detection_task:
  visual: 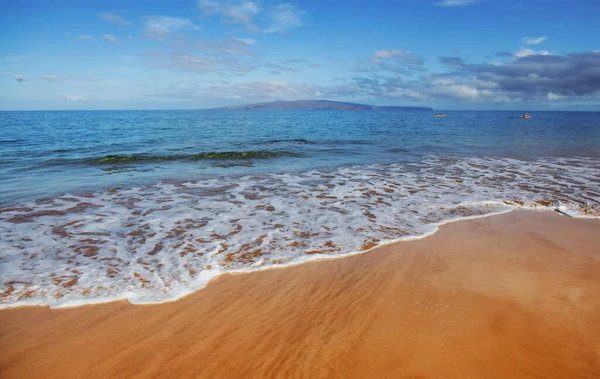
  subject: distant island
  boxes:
[211,100,432,111]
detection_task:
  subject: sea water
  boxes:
[1,110,599,308]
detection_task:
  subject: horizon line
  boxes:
[1,109,599,112]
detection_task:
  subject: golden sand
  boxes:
[1,210,599,378]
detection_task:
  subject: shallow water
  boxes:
[1,110,599,308]
[2,110,599,202]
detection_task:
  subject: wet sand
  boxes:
[1,210,600,378]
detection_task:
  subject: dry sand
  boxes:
[1,210,600,378]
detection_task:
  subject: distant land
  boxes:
[211,100,433,111]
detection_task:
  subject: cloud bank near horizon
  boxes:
[2,0,600,110]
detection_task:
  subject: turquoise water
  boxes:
[2,110,599,203]
[1,110,599,308]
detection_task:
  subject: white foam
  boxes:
[1,155,598,309]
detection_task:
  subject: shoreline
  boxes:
[2,210,600,378]
[1,206,575,311]
[2,153,598,309]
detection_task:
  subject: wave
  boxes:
[81,150,306,165]
[2,155,597,309]
[262,139,315,145]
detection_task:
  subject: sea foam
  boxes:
[1,155,598,308]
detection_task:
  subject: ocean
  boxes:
[1,110,599,308]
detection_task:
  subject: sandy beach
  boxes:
[1,210,599,378]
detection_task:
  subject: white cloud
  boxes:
[14,74,28,82]
[98,12,132,26]
[263,3,306,33]
[523,36,547,45]
[144,16,199,41]
[435,0,480,6]
[64,95,88,102]
[373,50,394,59]
[514,48,549,58]
[547,92,567,101]
[199,0,260,31]
[224,2,260,30]
[199,1,305,33]
[41,74,68,82]
[148,50,600,106]
[234,37,256,45]
[77,35,95,41]
[103,34,118,43]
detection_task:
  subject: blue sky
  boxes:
[2,0,600,110]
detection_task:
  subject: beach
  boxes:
[3,110,600,309]
[3,0,600,376]
[2,210,599,378]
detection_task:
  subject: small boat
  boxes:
[434,113,447,117]
[522,114,530,119]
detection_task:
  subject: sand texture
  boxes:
[1,210,599,378]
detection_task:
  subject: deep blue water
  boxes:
[1,110,600,203]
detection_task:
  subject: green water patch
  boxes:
[86,150,306,165]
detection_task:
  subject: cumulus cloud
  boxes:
[546,92,567,101]
[77,35,95,41]
[308,50,600,105]
[514,48,549,58]
[338,74,500,103]
[199,0,260,31]
[435,0,479,6]
[199,1,306,33]
[14,74,28,82]
[144,16,199,41]
[103,34,118,43]
[263,3,306,33]
[462,52,600,98]
[432,51,600,102]
[523,36,547,45]
[64,95,88,102]
[148,49,600,106]
[98,12,132,26]
[41,74,68,82]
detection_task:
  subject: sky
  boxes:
[1,0,600,110]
